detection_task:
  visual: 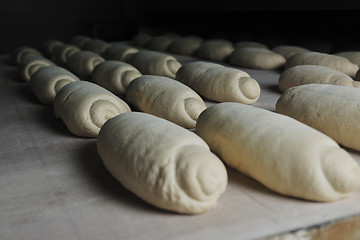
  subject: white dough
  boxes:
[126,50,181,79]
[102,44,139,62]
[176,61,260,104]
[278,65,360,92]
[67,50,105,78]
[82,39,111,55]
[54,81,131,137]
[234,41,269,49]
[29,66,79,105]
[334,51,360,67]
[271,45,310,59]
[91,60,142,95]
[276,84,360,151]
[70,35,92,49]
[228,47,286,70]
[132,33,152,47]
[42,39,64,57]
[168,36,204,55]
[18,55,55,82]
[146,35,179,51]
[196,102,360,202]
[51,44,80,66]
[285,52,359,78]
[11,46,42,65]
[97,112,228,214]
[196,39,234,62]
[126,75,206,128]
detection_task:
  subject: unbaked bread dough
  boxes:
[70,35,92,49]
[54,81,131,137]
[276,84,360,151]
[196,102,360,202]
[278,65,360,92]
[334,51,360,67]
[176,61,260,104]
[82,39,111,55]
[196,39,234,62]
[18,55,55,82]
[146,35,179,52]
[168,36,204,55]
[132,33,152,47]
[234,41,269,49]
[285,52,359,78]
[126,75,206,128]
[126,50,181,79]
[228,47,286,70]
[97,112,227,214]
[11,46,43,65]
[67,50,105,78]
[91,60,142,95]
[29,66,79,105]
[102,44,139,62]
[42,39,64,57]
[271,45,310,59]
[51,44,80,66]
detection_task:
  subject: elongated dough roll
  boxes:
[50,44,80,66]
[146,35,179,51]
[82,39,111,55]
[228,47,286,70]
[102,44,139,62]
[276,84,360,151]
[285,52,359,78]
[18,55,55,82]
[67,51,105,78]
[196,39,234,62]
[168,36,203,55]
[176,61,260,104]
[131,33,152,47]
[42,39,64,57]
[278,65,360,92]
[54,81,131,137]
[70,35,92,49]
[196,102,360,202]
[91,61,142,95]
[29,66,80,105]
[271,45,310,59]
[97,112,228,214]
[11,46,42,65]
[234,41,269,49]
[126,50,181,79]
[126,75,206,128]
[334,51,360,67]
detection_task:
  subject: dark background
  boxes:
[1,0,360,53]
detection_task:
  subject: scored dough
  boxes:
[126,50,181,79]
[54,81,131,137]
[196,102,360,202]
[29,66,80,105]
[67,50,105,78]
[196,39,234,62]
[276,84,360,151]
[176,61,260,104]
[285,51,359,78]
[278,65,360,92]
[18,55,55,82]
[126,75,206,128]
[228,47,286,70]
[91,60,142,95]
[97,112,228,214]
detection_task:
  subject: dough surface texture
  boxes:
[51,44,80,66]
[82,39,111,55]
[18,55,55,82]
[271,45,310,59]
[126,50,181,79]
[278,65,359,92]
[29,66,80,105]
[102,44,139,62]
[196,102,360,202]
[176,61,260,104]
[132,33,152,47]
[285,52,359,78]
[42,39,64,57]
[126,75,206,128]
[334,51,360,67]
[234,41,269,49]
[54,81,131,137]
[196,39,234,61]
[228,47,286,69]
[97,112,228,214]
[70,35,92,48]
[11,46,42,65]
[91,60,142,95]
[67,51,105,78]
[276,84,360,151]
[146,35,179,51]
[168,36,204,55]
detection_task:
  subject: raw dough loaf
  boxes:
[70,35,92,48]
[278,65,360,92]
[228,47,286,70]
[126,50,181,79]
[91,60,142,95]
[42,39,64,57]
[54,81,131,137]
[18,55,55,82]
[11,46,42,65]
[276,84,360,151]
[234,41,269,49]
[132,33,152,47]
[146,35,179,52]
[271,45,310,59]
[51,44,80,66]
[29,66,80,105]
[67,50,105,78]
[196,102,360,202]
[82,39,111,55]
[102,44,139,62]
[196,39,234,62]
[168,36,203,55]
[285,52,359,78]
[334,51,360,67]
[126,75,206,128]
[176,61,260,104]
[97,112,227,214]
